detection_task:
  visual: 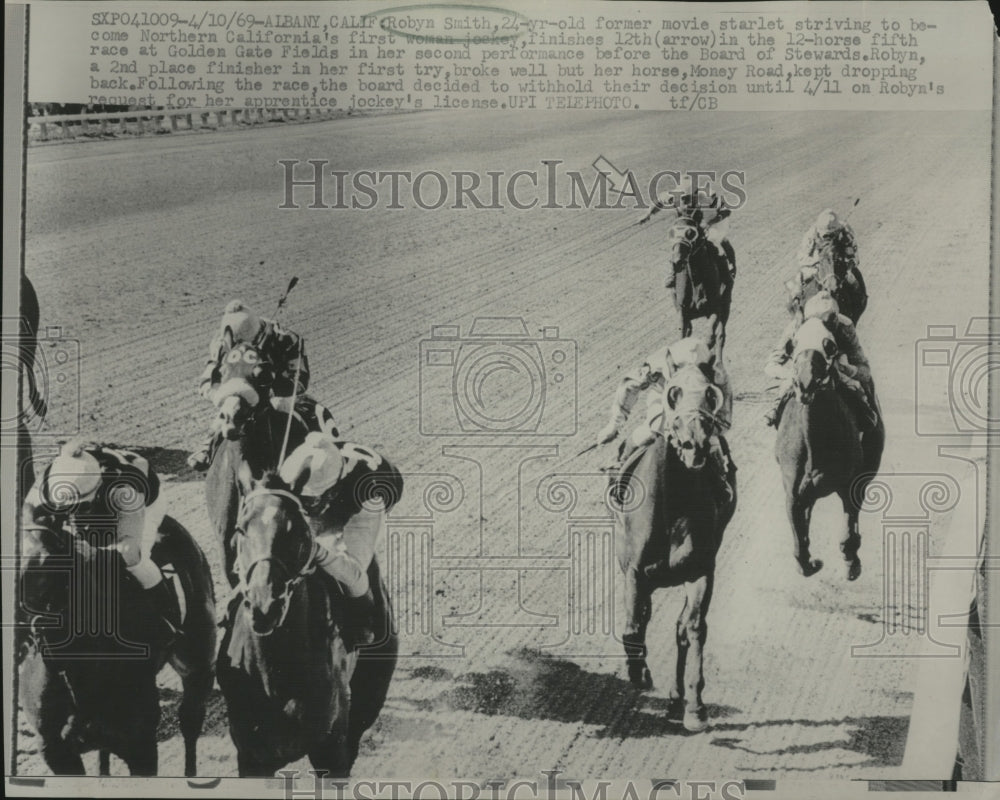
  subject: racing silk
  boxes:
[796,223,859,278]
[278,433,404,597]
[24,444,163,574]
[199,319,309,399]
[606,339,731,435]
[34,444,159,520]
[765,312,871,386]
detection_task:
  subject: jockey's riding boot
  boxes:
[187,431,220,472]
[341,589,378,650]
[142,577,182,650]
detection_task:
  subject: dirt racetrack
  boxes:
[15,110,991,781]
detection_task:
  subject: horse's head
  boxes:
[214,342,274,440]
[663,365,726,471]
[790,317,838,405]
[234,465,315,636]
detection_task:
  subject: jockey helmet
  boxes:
[221,300,262,343]
[802,289,840,323]
[279,432,346,498]
[814,209,841,239]
[47,440,102,507]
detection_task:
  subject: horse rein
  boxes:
[234,488,317,634]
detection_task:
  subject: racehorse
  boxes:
[672,223,734,353]
[204,341,312,586]
[17,514,216,775]
[775,318,884,580]
[613,365,736,732]
[787,254,868,325]
[216,468,398,776]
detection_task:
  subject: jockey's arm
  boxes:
[833,316,871,377]
[839,224,860,269]
[764,321,797,381]
[796,231,820,267]
[198,337,226,398]
[598,359,663,444]
[639,193,670,223]
[270,331,310,398]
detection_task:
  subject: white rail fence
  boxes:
[27,105,342,142]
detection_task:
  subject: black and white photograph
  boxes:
[3,1,996,796]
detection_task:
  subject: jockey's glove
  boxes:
[270,396,296,413]
[199,381,219,400]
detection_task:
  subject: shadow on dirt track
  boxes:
[389,649,741,739]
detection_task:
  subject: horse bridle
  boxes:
[793,348,835,398]
[234,487,317,634]
[664,407,724,465]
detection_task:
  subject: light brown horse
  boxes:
[614,366,736,732]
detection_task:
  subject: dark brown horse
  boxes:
[671,224,734,352]
[204,342,312,586]
[17,515,217,775]
[775,321,884,580]
[614,366,736,732]
[216,469,398,776]
[786,258,868,325]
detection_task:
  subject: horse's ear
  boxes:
[222,327,235,350]
[237,460,254,493]
[666,385,683,411]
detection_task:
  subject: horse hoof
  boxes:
[683,709,708,733]
[797,558,823,577]
[847,558,862,581]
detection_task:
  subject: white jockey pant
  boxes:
[313,500,385,598]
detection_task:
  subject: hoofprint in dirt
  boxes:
[16,110,989,778]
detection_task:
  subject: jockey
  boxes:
[597,336,734,504]
[641,176,736,291]
[277,432,403,648]
[188,300,338,470]
[764,291,878,429]
[22,440,182,647]
[796,208,861,288]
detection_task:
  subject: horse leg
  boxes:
[786,491,823,577]
[38,735,86,776]
[621,567,652,689]
[669,595,689,709]
[705,313,719,350]
[839,491,863,582]
[123,737,158,777]
[679,573,714,733]
[99,749,111,775]
[178,667,215,777]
